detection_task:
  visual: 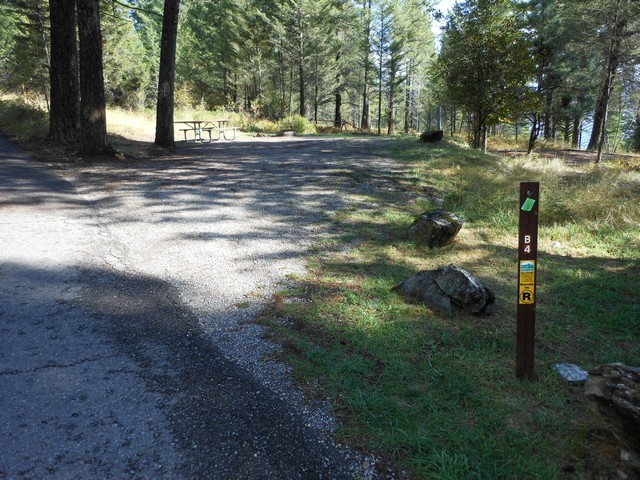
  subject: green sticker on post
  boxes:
[521,197,536,212]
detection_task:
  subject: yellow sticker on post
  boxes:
[519,260,536,285]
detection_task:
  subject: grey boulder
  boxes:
[409,209,463,248]
[393,265,494,315]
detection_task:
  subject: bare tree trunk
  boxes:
[451,107,456,136]
[77,0,107,154]
[403,83,410,134]
[313,52,319,123]
[154,0,180,148]
[232,73,238,107]
[49,0,79,143]
[297,7,306,118]
[278,46,286,119]
[403,60,413,134]
[299,61,305,117]
[587,1,625,159]
[334,48,342,128]
[377,13,383,136]
[34,0,51,110]
[571,112,581,149]
[361,77,370,130]
[634,109,640,152]
[360,0,372,130]
[543,87,553,139]
[528,113,540,154]
[223,68,229,104]
[471,110,485,150]
[387,69,395,135]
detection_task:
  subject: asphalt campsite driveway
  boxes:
[0,136,404,479]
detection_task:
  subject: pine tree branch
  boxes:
[110,0,162,18]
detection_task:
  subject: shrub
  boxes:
[0,98,48,141]
[242,117,279,134]
[277,115,316,134]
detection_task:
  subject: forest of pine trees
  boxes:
[0,0,639,153]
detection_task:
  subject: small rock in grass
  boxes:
[409,209,463,248]
[553,363,588,385]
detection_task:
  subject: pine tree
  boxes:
[154,0,179,147]
[49,0,79,143]
[77,0,108,154]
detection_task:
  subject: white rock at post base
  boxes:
[553,363,588,385]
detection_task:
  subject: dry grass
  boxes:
[106,108,156,142]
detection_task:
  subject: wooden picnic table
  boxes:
[175,120,208,142]
[208,120,237,140]
[175,120,238,142]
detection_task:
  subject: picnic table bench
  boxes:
[174,120,238,143]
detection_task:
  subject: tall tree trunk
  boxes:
[360,0,372,130]
[154,0,180,148]
[571,112,581,149]
[334,49,342,128]
[543,87,553,139]
[587,2,626,158]
[451,107,456,136]
[299,60,305,117]
[482,124,487,153]
[377,61,382,135]
[313,52,319,123]
[361,77,370,130]
[77,0,107,154]
[34,0,51,110]
[528,112,540,154]
[297,7,306,118]
[288,66,293,116]
[471,110,484,150]
[49,0,79,143]
[232,73,238,107]
[387,70,395,135]
[633,108,640,153]
[403,60,413,134]
[403,80,410,134]
[278,46,286,119]
[223,68,229,104]
[314,82,319,123]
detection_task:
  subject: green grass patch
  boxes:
[260,139,639,478]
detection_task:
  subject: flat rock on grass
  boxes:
[394,265,495,315]
[553,363,588,385]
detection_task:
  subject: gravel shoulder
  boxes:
[1,136,404,478]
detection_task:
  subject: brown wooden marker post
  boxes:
[516,182,539,380]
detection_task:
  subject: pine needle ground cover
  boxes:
[260,139,640,479]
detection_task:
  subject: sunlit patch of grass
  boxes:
[106,108,156,141]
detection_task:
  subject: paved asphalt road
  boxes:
[0,138,376,479]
